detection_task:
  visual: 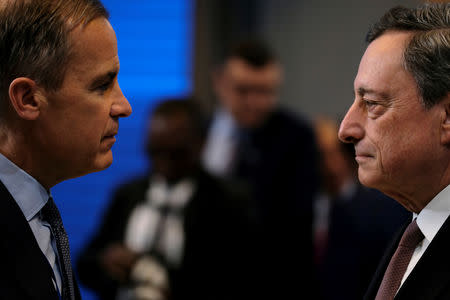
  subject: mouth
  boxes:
[102,129,118,147]
[102,133,117,140]
[354,145,374,162]
[103,127,118,139]
[355,152,373,163]
[104,133,116,138]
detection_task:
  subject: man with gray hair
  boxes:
[338,3,450,300]
[0,0,132,299]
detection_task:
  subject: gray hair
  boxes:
[0,0,109,116]
[366,3,450,109]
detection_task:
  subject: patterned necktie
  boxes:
[375,218,424,300]
[42,197,76,300]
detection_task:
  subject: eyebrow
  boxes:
[89,70,118,89]
[355,87,391,101]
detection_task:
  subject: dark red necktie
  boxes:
[375,218,424,300]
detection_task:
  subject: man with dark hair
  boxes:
[338,3,450,299]
[0,0,132,299]
[202,38,321,298]
[77,97,254,300]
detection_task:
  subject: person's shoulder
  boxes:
[197,168,243,191]
[268,108,314,135]
[261,108,317,152]
[273,107,310,124]
[199,169,256,220]
[196,169,251,203]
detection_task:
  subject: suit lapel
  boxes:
[0,181,59,299]
[396,216,450,299]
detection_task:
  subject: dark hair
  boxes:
[366,3,450,108]
[0,0,109,116]
[151,96,207,139]
[223,38,276,68]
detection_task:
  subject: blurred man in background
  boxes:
[202,38,320,298]
[77,97,254,300]
[313,116,408,300]
[0,0,132,299]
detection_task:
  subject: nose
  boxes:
[111,85,132,118]
[338,101,364,144]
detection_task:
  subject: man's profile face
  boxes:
[35,17,132,180]
[338,31,444,210]
[214,58,281,129]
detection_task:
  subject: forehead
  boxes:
[64,17,119,82]
[224,58,282,84]
[355,31,417,96]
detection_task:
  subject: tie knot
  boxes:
[399,219,424,249]
[42,197,63,227]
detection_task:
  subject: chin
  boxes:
[357,169,380,190]
[92,152,114,172]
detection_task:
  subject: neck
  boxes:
[0,123,56,189]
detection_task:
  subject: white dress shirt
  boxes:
[118,176,196,300]
[125,175,195,266]
[202,109,239,177]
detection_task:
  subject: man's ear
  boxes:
[8,77,42,120]
[441,93,450,146]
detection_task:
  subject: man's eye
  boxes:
[363,99,387,118]
[97,82,111,92]
[363,100,381,112]
[364,100,377,107]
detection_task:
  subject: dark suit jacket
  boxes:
[0,180,81,300]
[365,215,450,299]
[231,108,320,298]
[76,169,255,300]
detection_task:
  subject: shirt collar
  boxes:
[212,109,238,138]
[0,153,49,221]
[416,184,450,243]
[148,175,195,209]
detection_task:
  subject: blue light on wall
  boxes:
[51,1,194,299]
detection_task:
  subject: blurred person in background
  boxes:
[313,116,408,300]
[338,3,450,299]
[0,0,132,299]
[202,38,321,298]
[77,97,254,300]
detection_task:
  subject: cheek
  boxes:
[376,123,431,177]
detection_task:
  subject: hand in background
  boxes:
[100,243,138,283]
[131,255,170,300]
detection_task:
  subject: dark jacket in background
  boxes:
[76,169,255,300]
[231,108,321,298]
[319,184,410,300]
